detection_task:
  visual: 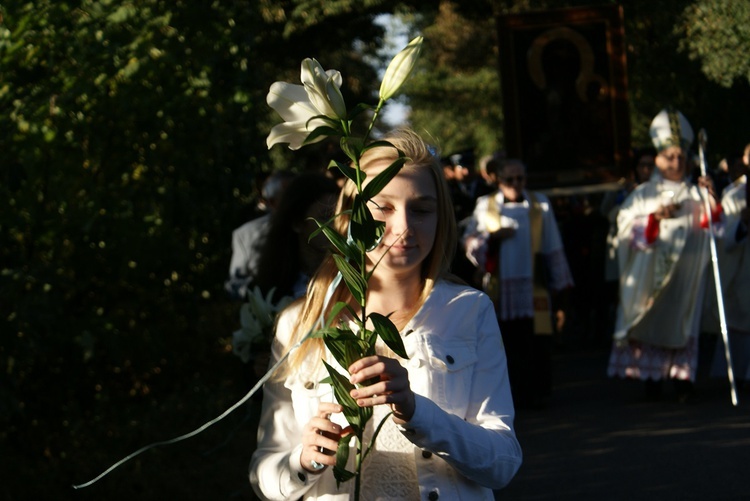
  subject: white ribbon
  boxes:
[73,272,343,489]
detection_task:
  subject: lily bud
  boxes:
[379,35,424,102]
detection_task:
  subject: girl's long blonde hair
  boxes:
[277,128,457,378]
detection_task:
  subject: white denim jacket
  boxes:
[250,281,522,500]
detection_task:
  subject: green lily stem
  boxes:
[350,99,382,192]
[352,162,368,501]
[354,429,363,501]
[341,99,385,501]
[365,99,385,141]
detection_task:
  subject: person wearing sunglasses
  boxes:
[463,158,574,409]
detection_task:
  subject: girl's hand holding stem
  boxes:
[349,355,416,425]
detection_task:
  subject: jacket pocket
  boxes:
[286,374,340,428]
[423,341,478,416]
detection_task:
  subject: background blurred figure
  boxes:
[608,108,721,402]
[722,155,748,197]
[706,161,750,385]
[236,171,339,385]
[442,152,474,222]
[442,150,492,287]
[226,170,295,299]
[602,147,658,279]
[253,171,340,303]
[712,157,733,196]
[478,151,506,189]
[464,158,574,408]
[599,147,656,336]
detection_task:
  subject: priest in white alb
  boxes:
[607,108,722,401]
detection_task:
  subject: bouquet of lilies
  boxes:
[232,286,292,364]
[266,35,424,499]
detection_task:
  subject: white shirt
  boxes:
[249,281,522,500]
[712,179,749,333]
[226,213,271,298]
[463,190,574,320]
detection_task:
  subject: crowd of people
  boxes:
[224,111,748,499]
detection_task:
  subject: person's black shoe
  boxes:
[644,378,663,401]
[673,379,697,404]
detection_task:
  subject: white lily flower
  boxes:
[266,82,327,150]
[232,287,292,363]
[301,58,347,119]
[239,301,264,333]
[379,35,424,102]
[266,119,323,150]
[266,59,347,150]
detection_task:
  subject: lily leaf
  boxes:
[322,360,361,429]
[324,326,367,369]
[304,113,341,130]
[369,312,408,359]
[340,136,365,164]
[323,338,351,370]
[333,466,356,486]
[311,326,340,339]
[343,303,363,324]
[329,159,361,186]
[333,435,356,487]
[348,102,373,121]
[361,139,395,154]
[350,195,384,251]
[332,254,366,305]
[312,220,359,262]
[363,412,394,461]
[355,327,378,358]
[362,156,407,200]
[327,300,363,327]
[358,401,373,431]
[326,301,348,326]
[304,124,341,145]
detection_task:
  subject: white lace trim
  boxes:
[358,404,420,500]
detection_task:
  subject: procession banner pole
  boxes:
[697,128,738,406]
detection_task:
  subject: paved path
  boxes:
[495,340,750,500]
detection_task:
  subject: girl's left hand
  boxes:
[348,355,415,425]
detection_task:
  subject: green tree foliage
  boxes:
[403,0,559,157]
[406,1,504,157]
[1,1,277,496]
[0,1,387,497]
[405,0,750,163]
[679,0,750,89]
[622,0,750,159]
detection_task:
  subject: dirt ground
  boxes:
[10,335,748,501]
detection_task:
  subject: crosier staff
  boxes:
[697,129,738,406]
